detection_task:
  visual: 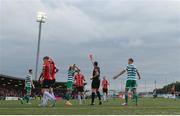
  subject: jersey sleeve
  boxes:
[125,65,128,71]
[29,76,32,81]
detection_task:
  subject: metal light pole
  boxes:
[35,12,47,80]
[145,80,147,94]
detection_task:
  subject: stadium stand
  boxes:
[0,74,66,100]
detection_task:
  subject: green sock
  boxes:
[125,93,128,104]
[66,93,70,101]
[69,94,71,100]
[23,95,27,101]
[26,95,30,103]
[135,93,138,105]
[132,94,136,102]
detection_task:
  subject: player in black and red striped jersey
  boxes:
[74,70,86,105]
[102,76,109,102]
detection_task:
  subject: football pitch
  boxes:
[0,98,180,115]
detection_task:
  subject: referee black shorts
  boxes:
[91,79,100,89]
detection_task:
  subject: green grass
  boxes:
[0,98,180,115]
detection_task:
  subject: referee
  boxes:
[90,60,102,105]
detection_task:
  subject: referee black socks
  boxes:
[91,92,95,104]
[97,91,101,101]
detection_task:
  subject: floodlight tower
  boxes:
[35,12,47,80]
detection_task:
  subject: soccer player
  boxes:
[90,58,102,105]
[113,58,141,106]
[20,69,35,104]
[102,76,109,102]
[49,58,59,99]
[74,70,86,104]
[65,64,79,105]
[39,56,56,107]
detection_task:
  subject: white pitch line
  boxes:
[0,107,179,110]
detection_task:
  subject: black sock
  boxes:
[91,92,95,104]
[97,91,101,101]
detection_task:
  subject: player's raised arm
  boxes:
[73,64,80,72]
[89,54,94,66]
[137,70,141,80]
[90,59,94,66]
[113,69,126,80]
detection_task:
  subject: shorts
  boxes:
[103,88,108,94]
[42,80,52,88]
[50,79,56,88]
[126,80,137,89]
[26,87,32,95]
[67,81,73,90]
[76,86,84,92]
[91,79,100,89]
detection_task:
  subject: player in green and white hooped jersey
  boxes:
[20,69,35,104]
[113,58,141,106]
[65,64,79,106]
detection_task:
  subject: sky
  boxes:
[0,0,180,92]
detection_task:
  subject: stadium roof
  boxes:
[0,74,66,88]
[0,74,24,80]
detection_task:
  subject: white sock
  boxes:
[45,96,49,102]
[81,94,85,104]
[103,94,106,101]
[78,94,82,104]
[41,93,48,106]
[44,91,56,101]
[51,92,56,99]
[173,94,176,99]
[83,94,85,102]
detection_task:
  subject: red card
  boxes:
[89,54,93,60]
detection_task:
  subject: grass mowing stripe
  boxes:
[0,107,179,110]
[0,98,180,114]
